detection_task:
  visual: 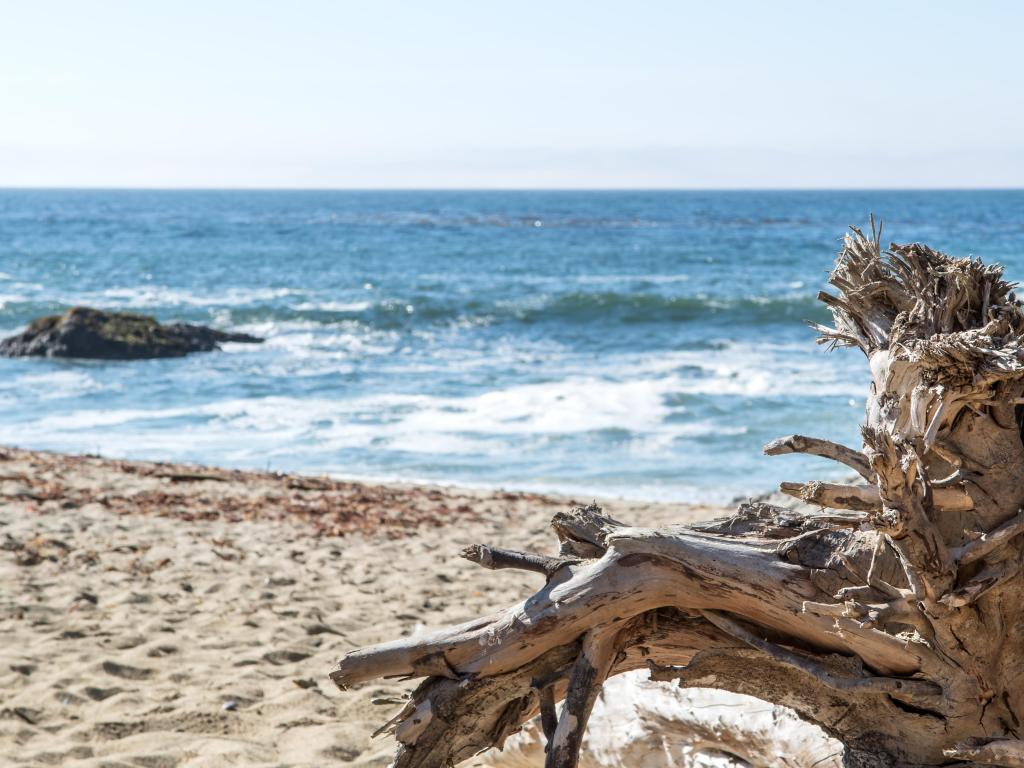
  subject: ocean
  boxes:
[2,189,1022,503]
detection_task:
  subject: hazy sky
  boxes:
[2,1,1021,188]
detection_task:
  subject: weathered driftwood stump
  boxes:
[332,223,1024,768]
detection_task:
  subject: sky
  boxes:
[1,1,1022,189]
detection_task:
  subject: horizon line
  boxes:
[2,185,1023,193]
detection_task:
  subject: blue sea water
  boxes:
[1,190,1023,502]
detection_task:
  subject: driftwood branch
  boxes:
[778,479,973,513]
[778,480,882,511]
[953,510,1024,565]
[940,558,1021,608]
[764,434,876,482]
[546,627,619,768]
[536,683,557,747]
[460,544,578,578]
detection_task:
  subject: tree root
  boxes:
[332,223,1024,767]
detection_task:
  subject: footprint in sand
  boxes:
[112,635,147,650]
[101,660,153,680]
[262,650,311,665]
[83,686,124,701]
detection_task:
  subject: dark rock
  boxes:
[0,306,263,360]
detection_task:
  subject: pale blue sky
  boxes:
[1,1,1021,188]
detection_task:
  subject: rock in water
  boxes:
[0,307,263,360]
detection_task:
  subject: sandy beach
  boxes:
[0,447,726,767]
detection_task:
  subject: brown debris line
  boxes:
[0,446,560,539]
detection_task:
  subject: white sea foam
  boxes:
[265,329,395,355]
[0,369,825,504]
[8,337,855,449]
[28,372,736,456]
[623,343,866,399]
[4,370,116,400]
[292,300,372,313]
[230,319,332,337]
[397,377,674,435]
[30,405,196,431]
[97,286,305,308]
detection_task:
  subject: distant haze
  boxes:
[2,1,1022,189]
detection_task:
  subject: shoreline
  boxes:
[1,446,728,766]
[0,445,730,536]
[0,443,747,507]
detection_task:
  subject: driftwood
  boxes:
[332,222,1024,767]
